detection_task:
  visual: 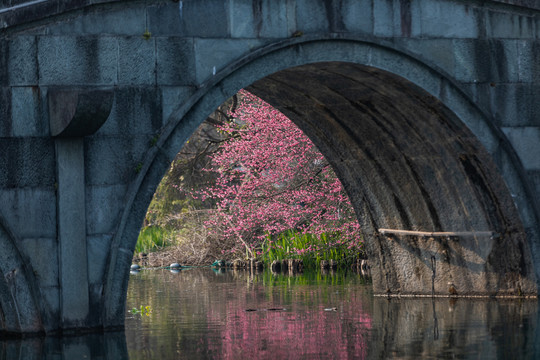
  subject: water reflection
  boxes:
[125,269,540,359]
[369,296,539,359]
[126,269,372,359]
[0,331,127,360]
[1,269,539,359]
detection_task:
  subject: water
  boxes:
[1,268,539,359]
[124,268,540,359]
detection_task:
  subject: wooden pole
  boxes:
[378,228,495,237]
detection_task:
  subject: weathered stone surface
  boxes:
[0,188,56,238]
[0,0,539,335]
[100,87,162,136]
[46,5,146,35]
[0,138,55,188]
[161,86,196,124]
[502,127,540,170]
[56,138,89,327]
[87,234,113,285]
[48,88,113,137]
[11,86,45,137]
[8,36,37,86]
[0,86,12,136]
[147,2,182,36]
[177,0,228,37]
[156,38,195,86]
[38,36,118,86]
[486,10,536,39]
[18,238,58,287]
[85,184,126,235]
[412,0,481,38]
[118,37,156,85]
[230,0,295,38]
[84,135,149,186]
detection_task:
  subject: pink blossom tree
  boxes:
[195,90,362,257]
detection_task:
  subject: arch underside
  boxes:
[103,39,540,329]
[246,62,536,296]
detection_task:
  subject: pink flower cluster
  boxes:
[195,90,362,251]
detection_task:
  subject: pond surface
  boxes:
[0,268,539,359]
[125,268,540,359]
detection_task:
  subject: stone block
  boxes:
[85,184,127,235]
[399,39,455,76]
[47,5,145,35]
[486,10,535,39]
[516,40,540,83]
[0,137,55,188]
[118,37,156,85]
[161,86,196,125]
[414,0,479,38]
[98,86,162,136]
[0,87,12,136]
[368,45,442,97]
[502,127,540,170]
[229,0,254,38]
[8,36,38,85]
[341,0,372,34]
[84,135,149,186]
[40,286,60,331]
[489,84,540,127]
[373,0,421,38]
[452,39,519,83]
[11,86,47,137]
[439,80,498,155]
[156,37,195,86]
[194,38,266,84]
[178,0,228,37]
[463,83,492,121]
[0,187,56,239]
[230,0,292,38]
[18,238,58,287]
[147,2,182,35]
[38,36,118,86]
[87,234,113,285]
[373,0,394,37]
[0,40,7,86]
[295,0,329,33]
[529,171,540,207]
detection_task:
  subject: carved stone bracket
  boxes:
[48,88,114,137]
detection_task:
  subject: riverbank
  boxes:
[132,246,370,276]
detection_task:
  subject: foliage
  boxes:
[195,90,362,258]
[135,226,175,254]
[136,91,362,265]
[260,230,364,270]
[130,305,152,316]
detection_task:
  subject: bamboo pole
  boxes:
[378,228,495,237]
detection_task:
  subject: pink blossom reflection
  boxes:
[206,285,372,359]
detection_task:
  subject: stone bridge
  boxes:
[0,0,539,334]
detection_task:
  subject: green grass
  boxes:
[135,226,176,254]
[260,230,364,270]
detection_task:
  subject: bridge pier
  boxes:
[56,137,89,328]
[50,89,113,330]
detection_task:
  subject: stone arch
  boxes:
[103,37,539,327]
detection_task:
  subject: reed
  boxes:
[135,226,176,255]
[260,230,363,270]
